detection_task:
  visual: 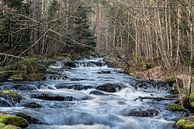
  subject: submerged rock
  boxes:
[0,113,28,128]
[23,102,42,108]
[124,108,159,117]
[31,93,74,101]
[56,84,92,90]
[16,112,40,124]
[96,83,127,92]
[90,90,110,96]
[11,84,38,91]
[0,90,22,104]
[0,98,12,107]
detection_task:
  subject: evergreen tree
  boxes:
[72,4,96,52]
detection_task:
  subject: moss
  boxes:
[0,123,21,129]
[190,93,194,101]
[0,114,28,128]
[26,73,45,81]
[190,102,194,108]
[168,103,184,111]
[9,73,23,81]
[176,118,194,129]
[0,90,22,103]
[165,76,176,83]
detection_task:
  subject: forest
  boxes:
[0,0,194,129]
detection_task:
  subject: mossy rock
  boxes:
[190,102,194,109]
[0,123,21,129]
[176,118,194,129]
[16,112,39,124]
[165,76,176,83]
[9,73,23,81]
[26,73,45,81]
[190,93,194,101]
[0,114,28,128]
[0,90,22,103]
[168,103,184,111]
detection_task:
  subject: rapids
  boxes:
[0,57,182,129]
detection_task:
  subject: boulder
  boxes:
[64,61,76,68]
[0,90,22,104]
[31,93,74,101]
[96,83,127,92]
[0,113,28,128]
[23,102,42,108]
[176,117,194,129]
[16,112,40,124]
[97,70,111,74]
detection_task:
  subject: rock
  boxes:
[31,93,74,101]
[168,103,184,111]
[0,123,21,129]
[0,113,28,128]
[97,70,111,74]
[124,108,159,117]
[16,112,40,124]
[176,117,194,129]
[0,90,22,104]
[56,84,92,90]
[64,61,76,67]
[96,83,127,92]
[0,98,12,107]
[23,102,42,108]
[11,84,37,91]
[90,90,110,96]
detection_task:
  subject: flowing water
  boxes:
[0,57,182,129]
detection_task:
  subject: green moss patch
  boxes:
[0,123,21,129]
[168,103,184,111]
[190,93,194,101]
[176,118,194,129]
[0,114,28,128]
[165,76,176,83]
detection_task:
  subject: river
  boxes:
[0,57,182,129]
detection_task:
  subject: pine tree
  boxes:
[73,4,96,52]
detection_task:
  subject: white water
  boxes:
[0,57,180,129]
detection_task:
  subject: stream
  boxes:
[0,57,183,129]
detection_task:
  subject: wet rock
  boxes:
[0,98,12,107]
[26,73,46,81]
[47,74,68,80]
[64,61,76,68]
[11,84,37,91]
[0,90,22,104]
[96,83,127,92]
[16,112,40,124]
[23,102,42,108]
[97,70,111,74]
[124,108,159,117]
[31,93,74,101]
[56,84,92,90]
[90,90,110,96]
[0,113,29,128]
